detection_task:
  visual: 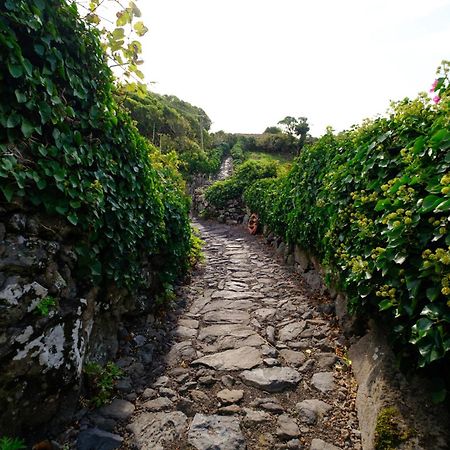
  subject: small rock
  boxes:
[141,388,157,400]
[264,358,280,367]
[77,428,122,450]
[142,397,173,412]
[190,390,210,403]
[198,375,216,386]
[276,415,300,440]
[115,378,133,393]
[159,387,177,398]
[221,375,235,389]
[311,372,335,393]
[310,438,340,450]
[133,335,146,347]
[152,375,169,387]
[316,353,337,369]
[296,399,332,424]
[188,414,246,450]
[259,402,285,414]
[98,399,135,421]
[240,367,302,392]
[218,405,241,415]
[242,408,271,425]
[217,389,244,404]
[279,349,306,367]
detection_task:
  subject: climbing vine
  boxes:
[245,62,450,381]
[0,0,191,293]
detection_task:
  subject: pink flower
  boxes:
[430,79,438,93]
[433,95,441,104]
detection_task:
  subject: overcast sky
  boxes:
[137,0,450,136]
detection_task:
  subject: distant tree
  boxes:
[263,126,282,134]
[277,116,310,153]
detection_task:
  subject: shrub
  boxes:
[205,159,278,209]
[244,62,450,377]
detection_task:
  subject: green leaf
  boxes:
[379,299,394,311]
[134,21,148,36]
[67,212,78,225]
[21,118,35,138]
[15,89,27,103]
[0,184,14,202]
[434,198,450,213]
[6,113,20,128]
[7,62,23,78]
[421,195,441,213]
[426,286,440,302]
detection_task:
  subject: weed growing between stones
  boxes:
[82,362,123,408]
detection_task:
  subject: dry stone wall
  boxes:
[0,204,134,436]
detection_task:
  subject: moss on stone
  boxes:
[374,407,409,450]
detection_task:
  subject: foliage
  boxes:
[243,62,450,379]
[35,296,57,316]
[278,115,310,152]
[0,437,26,450]
[121,88,226,176]
[229,141,247,166]
[374,407,409,450]
[83,361,123,407]
[205,159,278,209]
[0,0,191,295]
[76,0,148,82]
[189,225,205,267]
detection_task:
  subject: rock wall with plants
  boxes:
[0,0,192,434]
[244,64,450,399]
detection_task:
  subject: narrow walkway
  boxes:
[84,220,361,450]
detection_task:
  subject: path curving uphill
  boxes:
[75,220,361,450]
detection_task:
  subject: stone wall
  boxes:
[0,205,135,436]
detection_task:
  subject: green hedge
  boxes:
[205,159,278,209]
[245,68,450,375]
[0,0,191,294]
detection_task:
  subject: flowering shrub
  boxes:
[246,62,450,377]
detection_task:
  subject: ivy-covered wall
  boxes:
[0,0,192,434]
[244,69,450,397]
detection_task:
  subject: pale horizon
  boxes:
[136,0,450,137]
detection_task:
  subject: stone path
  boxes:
[74,220,361,450]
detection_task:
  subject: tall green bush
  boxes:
[245,64,450,375]
[0,0,191,294]
[205,159,278,209]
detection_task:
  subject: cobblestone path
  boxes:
[77,221,361,450]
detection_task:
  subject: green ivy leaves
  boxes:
[0,0,191,295]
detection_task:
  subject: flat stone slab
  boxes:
[165,341,197,366]
[98,399,135,420]
[278,321,307,342]
[201,299,255,312]
[203,309,250,325]
[240,367,301,392]
[127,411,187,450]
[311,372,335,393]
[193,346,262,371]
[211,290,263,300]
[188,413,246,450]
